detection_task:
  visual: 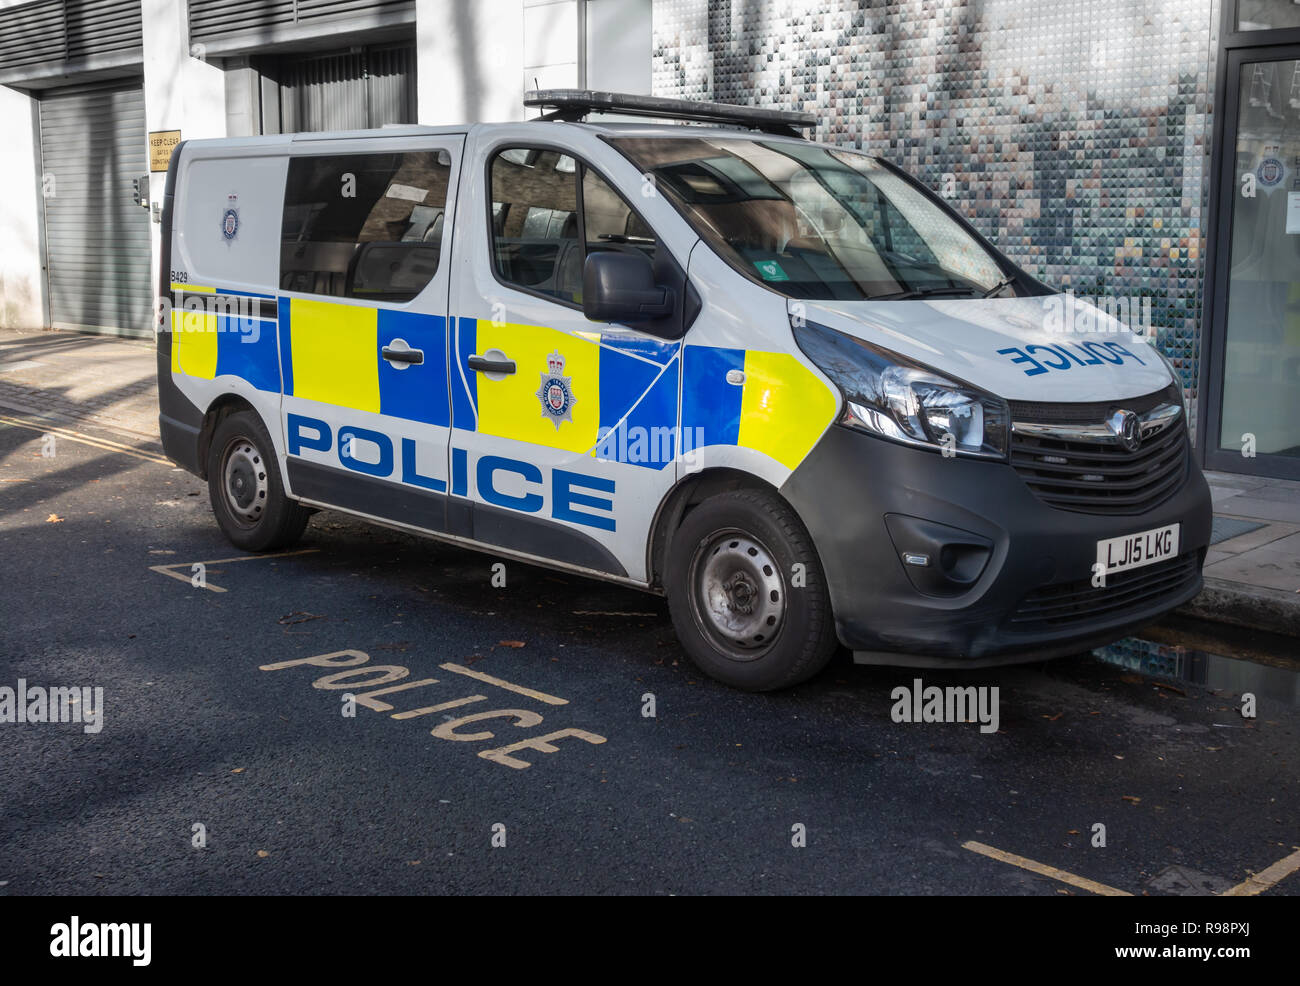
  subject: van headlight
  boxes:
[793,317,1010,460]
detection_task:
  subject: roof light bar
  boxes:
[523,89,817,137]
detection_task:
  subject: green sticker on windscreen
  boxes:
[753,259,790,282]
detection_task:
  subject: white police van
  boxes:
[156,90,1211,690]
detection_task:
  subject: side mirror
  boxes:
[583,251,674,323]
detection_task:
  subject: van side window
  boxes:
[490,148,581,303]
[281,149,451,302]
[489,148,658,304]
[582,166,657,264]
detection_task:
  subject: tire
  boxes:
[206,410,310,552]
[665,488,838,691]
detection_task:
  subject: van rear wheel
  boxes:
[206,410,310,552]
[665,489,837,691]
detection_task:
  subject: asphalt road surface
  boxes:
[1,414,1296,896]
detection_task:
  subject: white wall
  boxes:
[142,0,227,296]
[524,0,581,101]
[586,0,651,94]
[417,0,528,125]
[0,85,44,329]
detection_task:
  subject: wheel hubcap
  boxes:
[691,531,786,658]
[221,438,268,526]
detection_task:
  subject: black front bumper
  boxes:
[780,425,1212,664]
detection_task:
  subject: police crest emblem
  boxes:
[536,351,576,428]
[221,192,239,241]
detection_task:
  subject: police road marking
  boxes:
[1223,847,1300,896]
[150,549,319,593]
[962,840,1133,896]
[260,649,604,769]
[440,661,568,705]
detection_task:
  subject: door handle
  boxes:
[382,345,424,365]
[467,354,516,375]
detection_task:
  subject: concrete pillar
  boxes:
[0,85,44,329]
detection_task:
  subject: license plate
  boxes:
[1095,523,1180,577]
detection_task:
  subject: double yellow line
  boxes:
[0,413,173,467]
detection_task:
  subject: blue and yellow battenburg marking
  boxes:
[681,345,837,471]
[277,297,450,426]
[173,294,838,476]
[450,317,683,469]
[170,287,279,393]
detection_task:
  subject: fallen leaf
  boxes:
[1122,795,1141,803]
[256,850,269,858]
[1042,712,1063,721]
[278,612,324,626]
[498,640,526,648]
[46,513,63,523]
[231,768,244,774]
[1068,829,1080,835]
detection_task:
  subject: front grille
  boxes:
[1010,403,1189,515]
[1008,551,1200,629]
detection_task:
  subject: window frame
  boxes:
[483,141,665,314]
[278,147,455,307]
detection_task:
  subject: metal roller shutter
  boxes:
[274,44,415,133]
[188,0,413,48]
[39,81,152,336]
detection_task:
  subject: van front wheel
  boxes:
[666,489,837,691]
[206,410,310,552]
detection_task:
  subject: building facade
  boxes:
[0,0,1296,477]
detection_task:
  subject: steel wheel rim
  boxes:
[220,436,268,528]
[688,528,787,660]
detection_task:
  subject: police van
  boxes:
[156,90,1212,691]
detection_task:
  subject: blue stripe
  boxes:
[277,297,294,397]
[214,312,280,393]
[377,310,449,427]
[596,346,678,469]
[681,346,742,448]
[215,287,275,299]
[599,333,678,365]
[451,317,477,431]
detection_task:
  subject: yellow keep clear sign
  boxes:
[149,130,181,172]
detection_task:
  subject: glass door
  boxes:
[1205,43,1300,478]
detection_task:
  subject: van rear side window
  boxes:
[281,150,451,303]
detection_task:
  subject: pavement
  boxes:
[1,326,1296,639]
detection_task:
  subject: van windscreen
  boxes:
[608,136,1006,301]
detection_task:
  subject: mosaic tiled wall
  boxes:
[651,0,1221,431]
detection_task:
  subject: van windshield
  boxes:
[608,135,1008,301]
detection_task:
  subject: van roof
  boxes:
[178,119,818,153]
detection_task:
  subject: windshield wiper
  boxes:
[869,285,980,301]
[982,276,1015,298]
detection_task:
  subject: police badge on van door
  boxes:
[222,192,239,241]
[536,351,576,428]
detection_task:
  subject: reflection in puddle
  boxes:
[1093,634,1300,709]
